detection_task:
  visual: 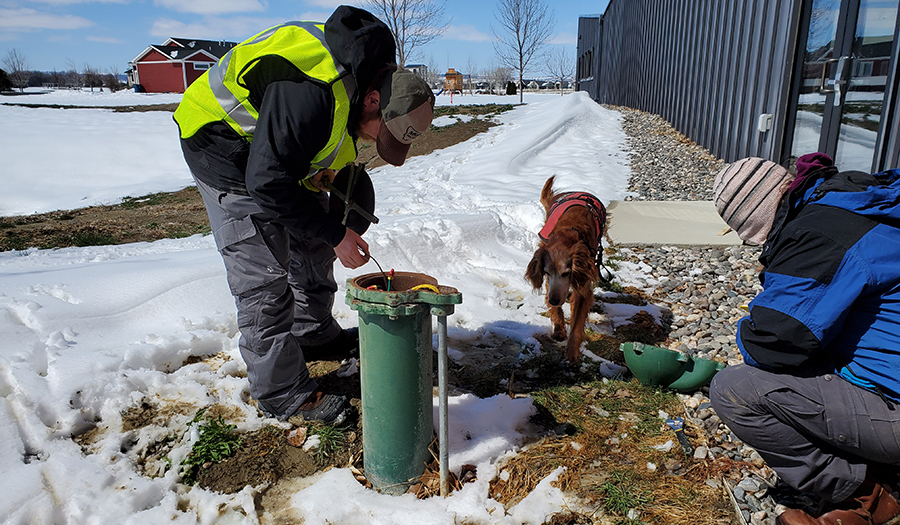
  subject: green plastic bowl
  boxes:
[667,355,726,392]
[621,342,690,387]
[621,342,725,392]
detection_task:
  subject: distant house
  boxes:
[128,38,236,94]
[444,68,464,93]
[405,64,428,80]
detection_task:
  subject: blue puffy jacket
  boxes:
[737,166,900,402]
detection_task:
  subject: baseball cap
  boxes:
[376,68,435,166]
[713,157,795,245]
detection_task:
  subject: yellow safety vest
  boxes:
[173,22,358,177]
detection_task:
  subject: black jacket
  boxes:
[183,6,396,247]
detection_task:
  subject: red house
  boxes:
[128,38,236,93]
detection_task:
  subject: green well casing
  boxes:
[346,272,461,495]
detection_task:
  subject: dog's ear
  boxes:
[570,242,600,291]
[540,176,557,212]
[525,246,547,289]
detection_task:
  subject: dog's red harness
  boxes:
[539,192,606,243]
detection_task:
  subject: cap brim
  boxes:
[376,120,410,167]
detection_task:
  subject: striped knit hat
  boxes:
[714,157,794,245]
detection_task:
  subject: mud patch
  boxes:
[196,426,319,493]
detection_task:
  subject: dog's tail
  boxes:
[540,175,557,215]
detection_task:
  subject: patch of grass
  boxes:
[72,231,118,247]
[1,232,27,251]
[603,251,623,272]
[531,386,591,431]
[598,280,626,293]
[430,120,462,132]
[120,192,172,209]
[594,380,679,436]
[597,470,654,517]
[432,103,515,117]
[171,224,211,238]
[307,423,348,461]
[180,408,243,485]
[584,331,625,365]
[35,230,119,249]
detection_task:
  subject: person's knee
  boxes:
[709,364,756,421]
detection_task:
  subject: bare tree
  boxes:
[492,0,555,104]
[65,59,83,89]
[466,56,477,95]
[486,65,512,95]
[50,70,67,88]
[104,66,124,92]
[3,48,30,92]
[425,55,442,88]
[365,0,450,67]
[544,46,573,96]
[82,63,103,91]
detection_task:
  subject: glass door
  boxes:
[789,0,898,172]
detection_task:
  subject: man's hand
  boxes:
[310,169,336,192]
[334,227,369,269]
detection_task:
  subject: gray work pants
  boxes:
[191,177,342,418]
[711,364,900,502]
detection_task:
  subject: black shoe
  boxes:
[287,388,352,425]
[303,328,359,361]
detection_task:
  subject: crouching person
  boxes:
[710,153,900,525]
[173,6,434,424]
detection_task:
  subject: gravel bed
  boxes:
[611,105,726,201]
[608,105,788,525]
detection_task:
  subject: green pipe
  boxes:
[347,272,462,495]
[357,305,432,494]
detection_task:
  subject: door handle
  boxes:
[833,56,850,106]
[819,58,840,94]
[818,56,851,99]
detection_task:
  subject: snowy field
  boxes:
[0,88,669,524]
[1,88,572,217]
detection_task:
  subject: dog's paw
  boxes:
[551,328,566,341]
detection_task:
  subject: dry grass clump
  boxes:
[488,379,735,524]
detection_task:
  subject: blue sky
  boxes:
[0,0,609,76]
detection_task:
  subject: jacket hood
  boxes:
[324,6,397,101]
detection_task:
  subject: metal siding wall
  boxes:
[576,17,602,101]
[583,0,802,163]
[676,0,691,132]
[707,1,728,156]
[878,9,900,170]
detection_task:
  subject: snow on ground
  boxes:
[0,88,655,524]
[0,89,572,217]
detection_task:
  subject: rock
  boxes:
[695,408,714,420]
[738,478,762,494]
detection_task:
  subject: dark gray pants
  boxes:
[185,150,342,419]
[711,364,900,502]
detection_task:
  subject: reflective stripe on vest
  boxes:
[174,21,358,173]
